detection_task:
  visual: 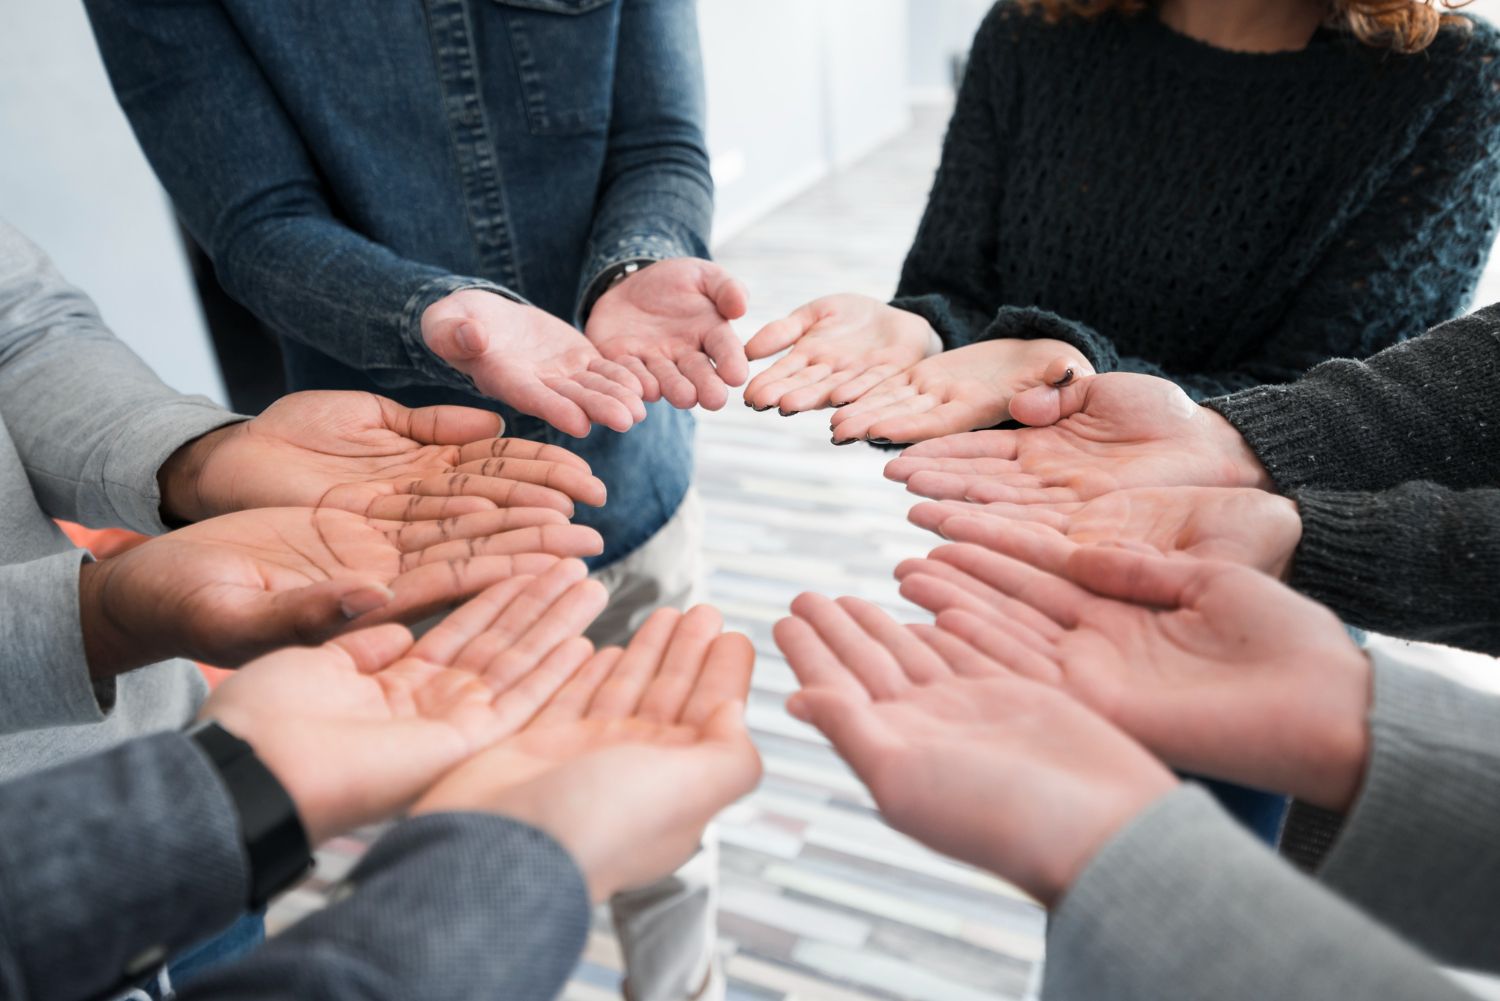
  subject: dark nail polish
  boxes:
[779,409,797,417]
[744,398,754,408]
[1052,368,1075,388]
[831,436,858,446]
[867,437,893,445]
[755,404,774,412]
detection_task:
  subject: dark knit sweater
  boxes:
[1203,304,1500,654]
[894,2,1500,399]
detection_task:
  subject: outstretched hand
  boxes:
[202,562,611,843]
[908,485,1303,578]
[742,294,934,414]
[828,338,1091,445]
[78,506,603,676]
[586,258,750,411]
[413,604,762,901]
[893,530,1371,811]
[423,290,647,438]
[884,373,1272,503]
[162,390,609,523]
[775,592,1177,906]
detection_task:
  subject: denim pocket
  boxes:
[491,0,620,135]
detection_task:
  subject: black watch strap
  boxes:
[188,720,313,910]
[579,257,657,324]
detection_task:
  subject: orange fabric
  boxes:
[55,520,233,689]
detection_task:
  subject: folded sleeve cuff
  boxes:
[974,306,1119,373]
[96,399,246,536]
[0,549,110,735]
[393,275,531,394]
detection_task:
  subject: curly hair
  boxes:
[1013,1,1473,53]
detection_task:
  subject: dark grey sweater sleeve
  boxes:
[1043,786,1471,1001]
[1202,303,1500,493]
[1287,483,1500,655]
[0,732,249,1001]
[182,813,591,1001]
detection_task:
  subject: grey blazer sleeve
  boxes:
[1043,785,1471,1001]
[0,732,249,1001]
[181,814,592,1001]
[0,218,241,534]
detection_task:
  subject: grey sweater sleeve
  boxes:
[0,218,241,534]
[182,814,591,1001]
[1286,483,1500,655]
[0,731,249,1001]
[1202,303,1500,494]
[1043,786,1470,1001]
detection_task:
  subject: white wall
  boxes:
[907,0,991,99]
[701,0,912,244]
[0,0,227,404]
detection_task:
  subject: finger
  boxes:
[585,356,647,401]
[744,351,812,406]
[745,308,815,361]
[506,380,593,439]
[244,578,398,657]
[835,597,953,685]
[829,381,918,425]
[784,689,896,775]
[371,553,566,626]
[449,456,608,508]
[554,377,641,433]
[679,351,730,411]
[710,273,750,323]
[836,394,942,443]
[646,354,701,411]
[1064,545,1213,609]
[586,607,684,719]
[826,363,913,408]
[775,371,856,414]
[364,494,498,521]
[326,621,417,674]
[704,324,749,388]
[930,610,1065,685]
[680,632,756,728]
[772,615,874,703]
[400,524,604,567]
[966,480,1085,505]
[897,429,1021,461]
[384,398,506,445]
[381,507,569,550]
[786,592,912,699]
[617,355,661,403]
[866,400,1003,445]
[455,438,593,474]
[530,646,626,726]
[894,561,1067,645]
[486,636,598,735]
[481,579,611,691]
[636,605,727,724]
[753,363,835,413]
[404,473,578,517]
[448,560,591,674]
[905,623,1014,679]
[909,500,1030,535]
[425,316,489,362]
[409,575,540,666]
[927,542,1094,627]
[939,518,1079,575]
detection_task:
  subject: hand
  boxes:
[828,339,1092,445]
[77,506,603,675]
[774,592,1177,906]
[160,390,609,523]
[894,530,1372,811]
[908,486,1303,578]
[423,290,647,438]
[884,373,1272,503]
[586,258,749,411]
[413,604,762,902]
[742,294,934,414]
[203,562,610,843]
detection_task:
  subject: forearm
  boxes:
[1045,786,1469,1001]
[0,732,247,1001]
[1311,654,1500,970]
[181,814,590,1001]
[1203,298,1500,493]
[1288,484,1500,654]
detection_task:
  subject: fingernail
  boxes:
[1053,368,1075,388]
[779,409,798,417]
[455,322,483,354]
[340,586,395,619]
[743,399,755,408]
[867,437,893,445]
[754,404,774,412]
[831,436,858,446]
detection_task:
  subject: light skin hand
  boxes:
[774,592,1177,907]
[828,338,1092,446]
[908,486,1303,579]
[158,390,608,523]
[412,604,762,902]
[76,507,604,677]
[423,290,647,438]
[893,529,1372,811]
[742,294,935,414]
[883,372,1274,503]
[202,564,611,843]
[586,258,750,412]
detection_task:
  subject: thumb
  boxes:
[1065,545,1211,609]
[786,687,889,768]
[325,622,417,674]
[709,270,749,321]
[1008,374,1097,427]
[424,316,489,363]
[745,308,812,360]
[263,579,396,648]
[402,403,505,445]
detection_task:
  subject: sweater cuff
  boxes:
[890,294,979,351]
[1045,785,1456,1001]
[975,306,1119,373]
[0,549,111,735]
[99,400,245,536]
[1287,489,1409,629]
[1317,651,1500,966]
[395,275,531,395]
[1201,385,1323,493]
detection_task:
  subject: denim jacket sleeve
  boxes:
[81,0,512,396]
[575,0,715,324]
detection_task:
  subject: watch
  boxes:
[188,720,313,910]
[579,257,657,324]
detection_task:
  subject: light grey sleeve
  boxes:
[1315,650,1500,970]
[1043,785,1469,1001]
[0,217,242,535]
[0,548,115,734]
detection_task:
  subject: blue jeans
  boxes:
[166,913,265,989]
[1195,778,1289,844]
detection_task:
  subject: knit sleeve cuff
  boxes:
[1286,489,1407,627]
[1200,385,1323,493]
[975,306,1118,373]
[1317,651,1500,966]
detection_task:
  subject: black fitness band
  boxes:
[188,719,313,910]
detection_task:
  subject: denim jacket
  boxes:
[84,0,712,566]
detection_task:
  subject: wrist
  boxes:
[1201,408,1275,490]
[78,557,160,679]
[1299,648,1374,814]
[157,423,243,524]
